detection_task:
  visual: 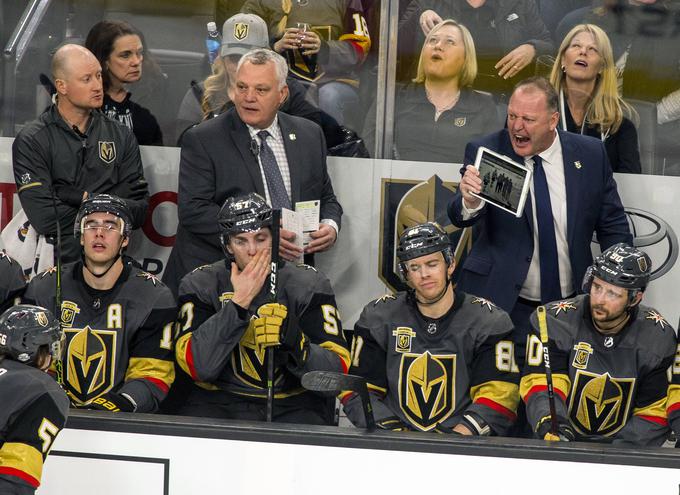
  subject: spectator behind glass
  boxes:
[556,0,680,174]
[398,0,553,98]
[174,13,337,147]
[85,20,163,145]
[241,0,371,127]
[550,24,641,173]
[364,19,500,162]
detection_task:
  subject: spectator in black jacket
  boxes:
[398,0,553,98]
[12,44,148,263]
[85,20,163,145]
[174,13,340,147]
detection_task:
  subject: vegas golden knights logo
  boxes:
[399,351,456,431]
[98,141,116,164]
[233,22,249,40]
[36,311,49,327]
[63,326,117,405]
[60,300,81,328]
[572,342,593,370]
[393,326,416,353]
[231,319,283,388]
[568,370,635,437]
[379,175,471,292]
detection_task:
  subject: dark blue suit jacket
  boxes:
[448,129,632,313]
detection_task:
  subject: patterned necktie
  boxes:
[532,155,561,303]
[257,130,291,210]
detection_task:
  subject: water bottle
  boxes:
[205,21,221,64]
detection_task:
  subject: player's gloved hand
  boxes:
[255,303,288,348]
[535,415,575,442]
[376,416,412,431]
[88,392,136,412]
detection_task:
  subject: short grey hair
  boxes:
[236,48,288,89]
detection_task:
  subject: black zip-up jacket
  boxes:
[12,105,149,262]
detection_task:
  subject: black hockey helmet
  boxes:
[582,243,652,297]
[0,305,63,366]
[74,194,132,238]
[218,193,273,249]
[396,222,453,281]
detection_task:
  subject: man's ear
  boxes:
[55,78,67,96]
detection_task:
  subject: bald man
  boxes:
[12,44,149,263]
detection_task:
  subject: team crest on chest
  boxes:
[572,342,593,370]
[231,318,283,389]
[98,141,116,164]
[645,310,668,329]
[567,370,635,437]
[398,351,456,431]
[63,326,117,405]
[471,297,496,312]
[392,326,416,353]
[551,300,576,316]
[60,301,81,328]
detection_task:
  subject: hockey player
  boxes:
[521,244,675,446]
[342,222,519,434]
[0,251,26,314]
[0,305,69,495]
[23,194,175,413]
[170,193,350,423]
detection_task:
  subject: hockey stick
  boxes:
[301,371,375,430]
[266,208,281,422]
[50,191,64,385]
[536,305,558,436]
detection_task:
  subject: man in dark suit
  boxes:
[448,76,631,361]
[163,48,343,296]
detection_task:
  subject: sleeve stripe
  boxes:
[186,338,198,380]
[144,376,170,394]
[667,401,680,414]
[524,384,567,403]
[474,397,517,421]
[0,467,40,488]
[17,182,42,193]
[637,415,668,426]
[319,341,351,374]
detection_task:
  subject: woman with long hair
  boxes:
[550,24,640,173]
[86,20,163,145]
[366,19,500,162]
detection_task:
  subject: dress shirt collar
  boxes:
[535,130,561,166]
[246,115,282,143]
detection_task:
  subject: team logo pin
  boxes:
[454,117,466,127]
[574,161,582,169]
[289,133,297,141]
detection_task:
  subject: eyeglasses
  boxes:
[82,222,120,233]
[590,283,626,302]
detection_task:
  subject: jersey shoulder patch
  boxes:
[643,308,670,330]
[295,263,318,272]
[470,296,497,312]
[136,271,161,286]
[548,299,579,318]
[373,293,397,306]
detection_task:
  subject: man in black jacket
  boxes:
[12,44,149,263]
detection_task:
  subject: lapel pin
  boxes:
[289,133,297,141]
[574,161,582,169]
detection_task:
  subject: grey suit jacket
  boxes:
[163,108,343,295]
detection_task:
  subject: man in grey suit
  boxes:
[163,49,342,296]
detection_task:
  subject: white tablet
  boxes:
[470,146,532,218]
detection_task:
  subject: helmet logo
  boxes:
[98,142,116,164]
[36,311,49,327]
[637,257,648,272]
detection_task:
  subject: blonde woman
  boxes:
[550,24,640,173]
[366,19,500,161]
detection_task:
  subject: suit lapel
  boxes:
[560,131,581,248]
[277,113,301,205]
[228,112,266,196]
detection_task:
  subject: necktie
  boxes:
[257,130,291,209]
[532,155,561,303]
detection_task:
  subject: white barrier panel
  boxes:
[38,421,680,495]
[1,138,678,327]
